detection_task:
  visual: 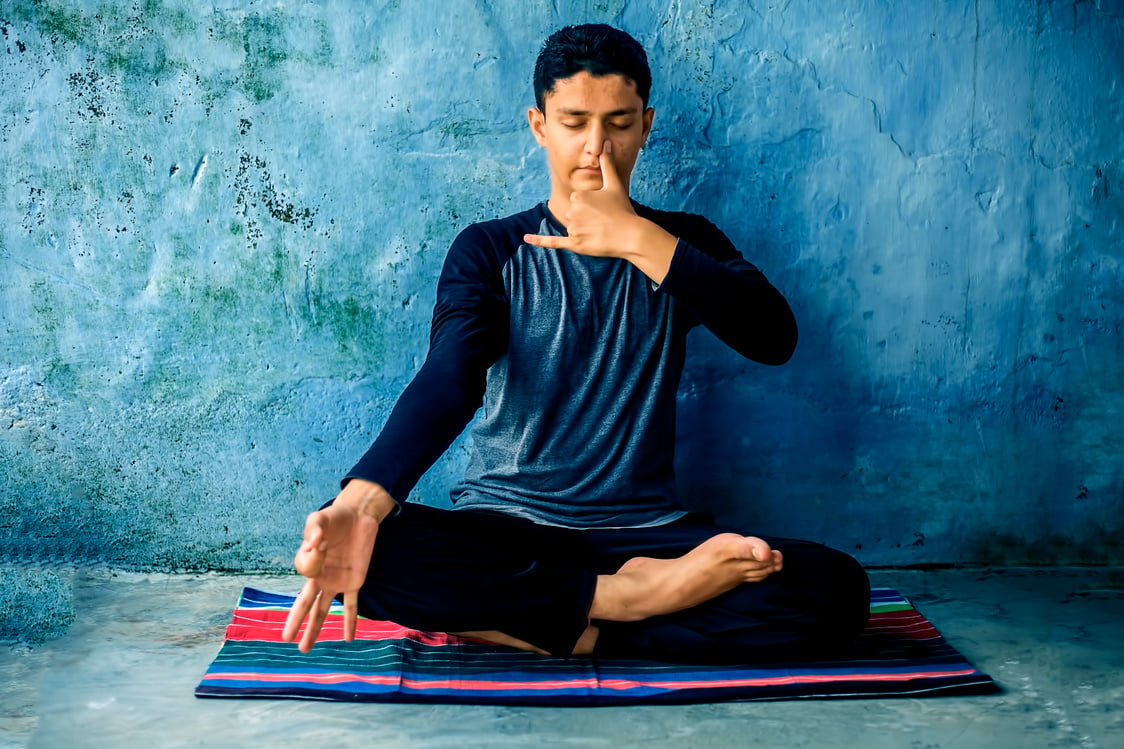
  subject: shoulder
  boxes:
[634,205,739,262]
[455,205,544,249]
[440,205,545,284]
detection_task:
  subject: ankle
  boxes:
[588,572,653,622]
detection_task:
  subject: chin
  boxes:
[571,175,604,190]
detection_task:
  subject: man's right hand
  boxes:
[281,479,397,653]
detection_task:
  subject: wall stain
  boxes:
[67,60,108,118]
[232,150,317,238]
[237,11,289,103]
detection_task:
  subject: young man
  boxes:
[283,24,869,663]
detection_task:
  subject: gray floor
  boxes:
[2,567,1122,748]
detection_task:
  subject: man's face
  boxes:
[528,71,654,198]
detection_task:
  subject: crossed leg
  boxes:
[456,533,783,654]
[358,504,868,662]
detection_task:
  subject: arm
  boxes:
[655,224,798,365]
[343,225,510,500]
[283,227,509,651]
[523,143,797,365]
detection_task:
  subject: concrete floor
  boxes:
[1,567,1122,749]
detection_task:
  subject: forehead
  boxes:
[542,71,644,114]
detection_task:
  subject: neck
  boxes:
[546,190,571,228]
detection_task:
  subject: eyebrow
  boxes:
[555,107,639,117]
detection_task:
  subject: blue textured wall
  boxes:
[1,0,1121,577]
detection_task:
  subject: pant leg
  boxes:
[586,516,871,663]
[354,503,598,657]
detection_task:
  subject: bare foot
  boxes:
[591,533,783,622]
[452,630,550,655]
[453,624,601,658]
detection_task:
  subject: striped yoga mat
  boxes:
[195,587,997,705]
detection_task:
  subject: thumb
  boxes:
[302,512,327,550]
[598,140,623,192]
[294,518,326,575]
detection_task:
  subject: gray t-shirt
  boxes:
[452,214,687,527]
[346,202,797,529]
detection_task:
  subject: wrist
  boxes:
[623,217,677,284]
[337,479,398,522]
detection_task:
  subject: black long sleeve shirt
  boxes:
[345,202,796,528]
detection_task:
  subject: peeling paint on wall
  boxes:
[0,0,1121,578]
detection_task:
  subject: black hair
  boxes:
[533,24,651,111]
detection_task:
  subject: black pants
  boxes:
[355,503,870,663]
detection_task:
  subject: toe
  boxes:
[742,535,773,562]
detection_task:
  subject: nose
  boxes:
[585,122,606,155]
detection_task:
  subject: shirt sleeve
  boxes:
[343,224,510,501]
[655,214,798,365]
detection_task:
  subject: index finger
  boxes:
[282,578,319,642]
[523,233,572,250]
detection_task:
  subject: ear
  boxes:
[641,107,655,145]
[527,107,548,147]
